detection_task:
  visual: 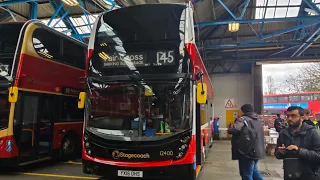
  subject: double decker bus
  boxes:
[263,92,320,116]
[0,21,86,166]
[78,3,214,180]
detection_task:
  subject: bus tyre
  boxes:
[182,174,196,180]
[61,134,79,160]
[83,164,94,174]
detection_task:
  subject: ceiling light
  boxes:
[228,22,240,33]
[62,0,79,6]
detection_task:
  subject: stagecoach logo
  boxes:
[112,150,150,159]
[27,77,52,86]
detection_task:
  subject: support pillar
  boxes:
[252,64,263,114]
[30,2,38,19]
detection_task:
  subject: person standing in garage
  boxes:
[303,109,319,130]
[275,106,320,180]
[274,113,286,132]
[228,104,265,180]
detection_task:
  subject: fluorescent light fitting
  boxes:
[62,0,79,6]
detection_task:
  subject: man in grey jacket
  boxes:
[228,104,265,180]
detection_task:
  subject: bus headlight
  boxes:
[85,142,90,148]
[84,134,88,141]
[84,134,92,157]
[87,149,92,155]
[174,135,191,160]
[180,136,190,143]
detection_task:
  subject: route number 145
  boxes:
[156,51,174,64]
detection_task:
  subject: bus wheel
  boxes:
[180,174,196,180]
[61,134,78,160]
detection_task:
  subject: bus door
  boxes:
[195,103,203,166]
[37,95,55,157]
[17,93,55,163]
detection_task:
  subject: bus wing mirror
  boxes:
[197,83,207,104]
[78,92,86,109]
[8,86,18,103]
[145,86,153,97]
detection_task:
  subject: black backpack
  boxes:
[237,116,258,159]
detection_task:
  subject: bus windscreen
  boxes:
[0,23,24,80]
[86,75,191,139]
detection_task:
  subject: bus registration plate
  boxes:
[118,170,143,177]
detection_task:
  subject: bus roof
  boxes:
[0,21,87,48]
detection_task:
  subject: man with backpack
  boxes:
[228,104,265,180]
[274,113,286,132]
[275,106,320,180]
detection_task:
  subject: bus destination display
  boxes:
[101,50,176,68]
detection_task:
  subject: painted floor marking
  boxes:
[18,172,98,179]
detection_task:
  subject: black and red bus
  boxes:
[78,3,214,179]
[0,21,86,166]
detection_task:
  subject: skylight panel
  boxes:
[291,0,303,5]
[267,0,277,6]
[287,7,300,17]
[38,13,99,39]
[277,0,290,6]
[274,7,287,17]
[255,0,302,19]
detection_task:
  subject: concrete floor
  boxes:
[0,140,283,180]
[0,159,100,180]
[198,140,283,180]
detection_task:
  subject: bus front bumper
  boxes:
[82,159,196,179]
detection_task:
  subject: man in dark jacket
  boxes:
[274,113,285,132]
[228,104,265,180]
[275,106,320,180]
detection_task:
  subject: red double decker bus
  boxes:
[263,92,320,116]
[78,3,214,180]
[0,21,86,166]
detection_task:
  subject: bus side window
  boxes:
[32,28,61,61]
[60,96,83,122]
[61,39,86,69]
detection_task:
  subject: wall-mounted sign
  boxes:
[225,99,236,108]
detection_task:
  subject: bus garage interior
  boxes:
[0,0,319,180]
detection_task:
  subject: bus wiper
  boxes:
[89,75,142,84]
[90,73,190,81]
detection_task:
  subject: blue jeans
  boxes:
[238,155,264,180]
